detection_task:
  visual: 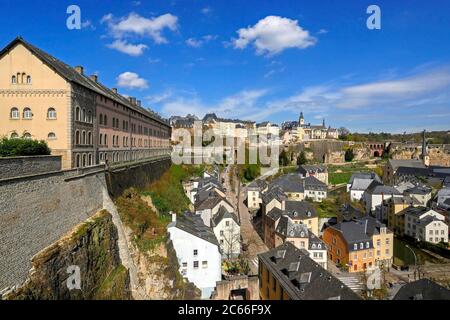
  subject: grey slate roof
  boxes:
[270,174,304,193]
[365,180,402,195]
[303,176,327,191]
[388,159,426,171]
[211,206,239,226]
[400,206,430,218]
[262,186,287,204]
[330,216,383,251]
[258,242,361,300]
[284,201,317,220]
[298,165,327,176]
[1,37,169,126]
[247,179,268,191]
[195,194,231,211]
[348,172,381,185]
[349,178,374,191]
[394,279,450,300]
[276,216,309,238]
[169,213,219,245]
[404,185,432,196]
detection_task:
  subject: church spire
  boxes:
[422,130,428,157]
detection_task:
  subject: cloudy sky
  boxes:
[1,0,450,132]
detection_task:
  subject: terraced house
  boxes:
[323,216,394,272]
[0,37,170,169]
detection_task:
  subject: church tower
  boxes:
[299,112,305,126]
[421,129,430,166]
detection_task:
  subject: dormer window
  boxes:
[366,242,370,249]
[354,244,358,250]
[360,243,364,250]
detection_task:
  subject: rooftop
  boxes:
[393,279,450,300]
[169,213,218,245]
[258,242,360,300]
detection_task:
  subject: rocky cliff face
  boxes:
[3,210,131,300]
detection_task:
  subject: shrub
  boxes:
[344,148,354,162]
[0,137,51,157]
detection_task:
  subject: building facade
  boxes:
[0,37,170,169]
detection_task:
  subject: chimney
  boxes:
[112,88,118,94]
[131,97,137,105]
[90,74,98,82]
[171,212,177,222]
[137,100,142,107]
[74,66,84,75]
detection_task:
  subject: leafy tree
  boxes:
[345,148,354,162]
[338,127,351,140]
[279,150,290,166]
[0,137,51,157]
[297,151,307,165]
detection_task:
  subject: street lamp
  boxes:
[405,245,418,281]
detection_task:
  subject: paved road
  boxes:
[222,166,268,274]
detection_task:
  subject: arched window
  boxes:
[82,108,86,122]
[47,132,56,140]
[104,115,108,126]
[26,76,32,84]
[47,108,57,119]
[21,73,25,84]
[99,114,103,125]
[10,132,19,139]
[88,154,93,166]
[104,134,108,145]
[88,132,92,145]
[76,154,81,168]
[99,134,103,146]
[23,107,32,119]
[82,154,87,167]
[11,75,17,84]
[76,107,80,121]
[23,132,31,139]
[88,110,92,123]
[10,107,19,119]
[75,130,80,145]
[82,131,86,145]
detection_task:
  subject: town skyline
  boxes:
[1,0,449,133]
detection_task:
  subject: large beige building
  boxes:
[0,37,170,169]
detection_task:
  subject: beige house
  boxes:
[0,37,170,169]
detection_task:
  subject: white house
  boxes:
[211,206,241,259]
[404,207,449,244]
[247,179,268,210]
[347,172,381,201]
[363,180,403,215]
[195,195,234,227]
[168,213,222,299]
[437,187,450,209]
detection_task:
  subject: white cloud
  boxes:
[317,29,328,34]
[337,68,450,108]
[185,35,217,48]
[233,16,317,56]
[81,20,95,30]
[201,7,212,15]
[107,40,148,56]
[158,89,268,119]
[102,12,178,44]
[148,57,161,64]
[117,72,149,89]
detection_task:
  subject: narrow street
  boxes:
[222,165,268,274]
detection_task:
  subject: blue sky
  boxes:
[1,0,450,133]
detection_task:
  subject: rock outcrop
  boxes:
[2,210,131,300]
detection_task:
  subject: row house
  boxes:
[322,216,394,272]
[403,207,448,244]
[0,37,170,169]
[258,242,360,300]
